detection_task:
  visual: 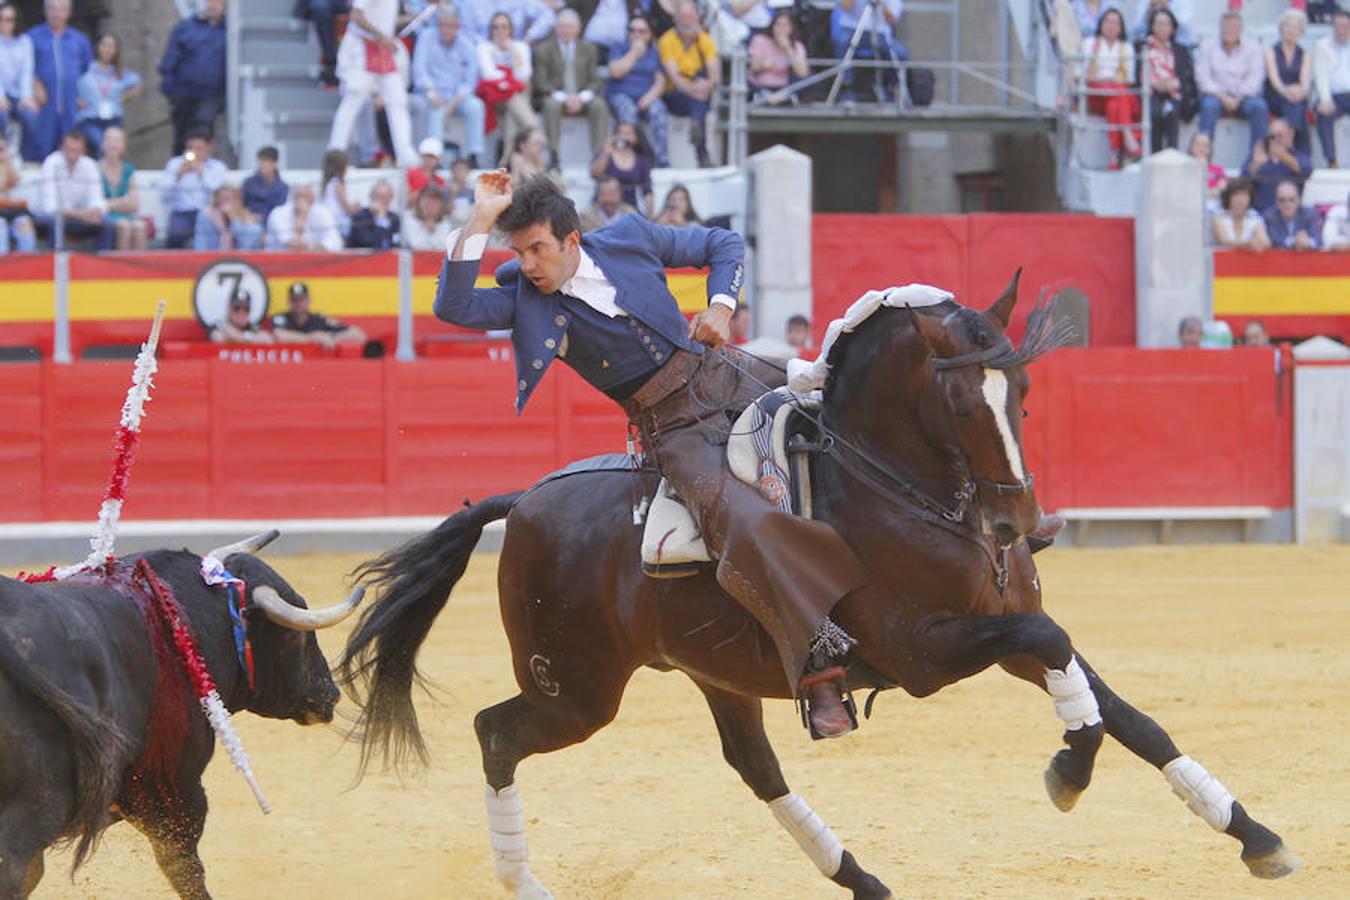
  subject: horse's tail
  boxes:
[338,492,522,777]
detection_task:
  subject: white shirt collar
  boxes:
[567,247,606,286]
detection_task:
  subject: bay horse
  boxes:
[339,274,1299,898]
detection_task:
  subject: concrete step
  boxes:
[255,84,339,113]
[240,62,325,82]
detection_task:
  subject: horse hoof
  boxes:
[1243,842,1302,880]
[1043,764,1083,812]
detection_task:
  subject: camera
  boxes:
[185,150,198,162]
[612,138,630,151]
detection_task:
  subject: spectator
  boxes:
[161,126,226,249]
[1263,178,1320,251]
[0,131,35,251]
[478,12,539,166]
[1242,319,1269,346]
[1131,1,1193,45]
[242,145,288,223]
[1080,7,1141,169]
[96,124,142,249]
[579,174,636,231]
[654,181,700,225]
[786,313,811,352]
[1323,190,1350,251]
[1177,315,1203,347]
[328,0,418,168]
[74,32,139,157]
[1313,7,1350,168]
[464,0,553,44]
[1243,118,1309,214]
[748,10,808,104]
[605,14,669,167]
[194,184,262,251]
[1264,8,1312,156]
[590,120,653,215]
[830,0,905,103]
[583,0,630,61]
[658,0,717,167]
[320,148,357,241]
[348,178,401,248]
[1212,177,1270,251]
[293,0,350,88]
[508,126,550,184]
[272,280,368,347]
[412,5,485,168]
[0,3,40,148]
[407,135,446,200]
[266,183,343,252]
[1140,6,1197,153]
[401,183,451,250]
[1196,10,1267,152]
[533,9,609,169]
[158,0,225,157]
[210,292,273,345]
[447,156,473,217]
[32,128,105,249]
[22,0,90,162]
[1188,131,1225,202]
[1072,0,1119,39]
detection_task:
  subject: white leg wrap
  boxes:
[768,793,845,877]
[1043,658,1103,731]
[1163,755,1235,832]
[484,784,554,899]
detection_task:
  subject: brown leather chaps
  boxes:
[624,347,870,691]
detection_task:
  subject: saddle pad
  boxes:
[641,477,712,578]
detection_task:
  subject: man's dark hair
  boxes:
[257,145,279,162]
[1334,8,1350,23]
[498,174,580,243]
[787,314,810,329]
[186,125,214,144]
[61,128,88,148]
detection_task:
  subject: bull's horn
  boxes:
[251,585,365,632]
[205,529,281,561]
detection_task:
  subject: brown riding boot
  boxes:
[799,666,856,740]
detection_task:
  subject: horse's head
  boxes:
[906,270,1068,546]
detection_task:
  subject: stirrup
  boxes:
[796,665,859,741]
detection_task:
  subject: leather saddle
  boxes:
[640,388,824,578]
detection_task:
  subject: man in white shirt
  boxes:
[266,184,343,252]
[161,126,229,248]
[532,9,609,165]
[328,0,418,168]
[1195,11,1268,151]
[33,129,107,249]
[1314,8,1350,167]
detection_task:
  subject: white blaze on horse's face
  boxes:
[979,368,1026,482]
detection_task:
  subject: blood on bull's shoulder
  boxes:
[0,541,362,898]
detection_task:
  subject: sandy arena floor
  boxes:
[21,544,1350,899]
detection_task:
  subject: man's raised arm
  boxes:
[435,169,519,330]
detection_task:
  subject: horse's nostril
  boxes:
[993,523,1019,546]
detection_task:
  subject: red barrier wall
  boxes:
[812,214,1137,347]
[0,348,1290,523]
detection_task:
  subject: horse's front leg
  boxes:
[1077,655,1299,879]
[693,679,891,899]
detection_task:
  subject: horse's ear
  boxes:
[986,268,1022,328]
[905,305,944,354]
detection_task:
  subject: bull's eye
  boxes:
[1022,409,1029,419]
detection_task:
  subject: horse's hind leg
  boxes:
[1076,655,1299,879]
[694,680,891,900]
[474,665,633,899]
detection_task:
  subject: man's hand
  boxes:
[471,168,513,222]
[379,34,401,54]
[1319,98,1334,116]
[563,95,583,115]
[688,304,733,347]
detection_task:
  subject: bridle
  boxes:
[929,336,1037,499]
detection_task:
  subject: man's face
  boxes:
[1270,121,1292,149]
[676,3,699,33]
[229,303,251,327]
[1275,185,1300,218]
[421,152,439,171]
[787,323,810,349]
[510,222,580,295]
[293,186,315,213]
[1180,321,1203,348]
[1245,322,1270,346]
[258,156,278,179]
[596,181,622,211]
[1336,15,1350,44]
[370,183,393,210]
[205,0,225,17]
[439,17,459,45]
[556,16,579,44]
[47,0,70,28]
[290,292,311,316]
[186,137,211,161]
[60,136,83,166]
[1220,15,1242,44]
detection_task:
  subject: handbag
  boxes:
[363,39,397,75]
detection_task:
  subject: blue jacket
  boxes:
[159,14,226,100]
[434,214,744,412]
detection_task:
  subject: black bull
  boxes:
[0,544,360,900]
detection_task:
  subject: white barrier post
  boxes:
[1135,149,1206,348]
[749,145,812,342]
[53,251,72,364]
[396,250,415,361]
[1293,337,1350,544]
